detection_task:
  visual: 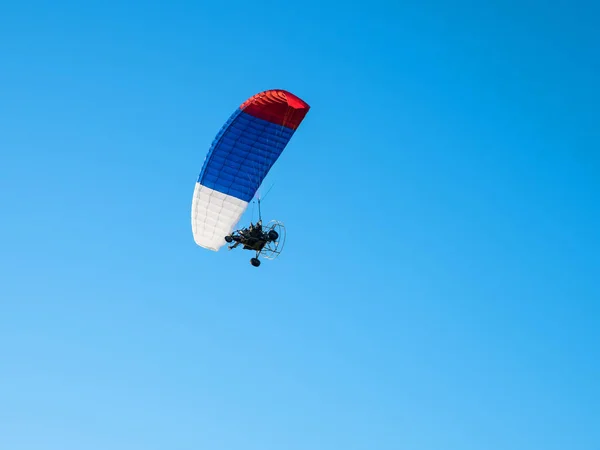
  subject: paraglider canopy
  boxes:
[191,89,310,251]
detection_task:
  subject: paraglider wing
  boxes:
[191,89,310,251]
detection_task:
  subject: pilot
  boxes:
[227,221,265,251]
[247,220,263,239]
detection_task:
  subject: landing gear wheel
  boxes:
[224,235,233,243]
[250,257,261,267]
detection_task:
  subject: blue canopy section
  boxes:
[197,110,295,203]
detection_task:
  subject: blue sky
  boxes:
[1,1,598,449]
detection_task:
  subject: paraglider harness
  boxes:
[225,220,278,251]
[223,199,280,267]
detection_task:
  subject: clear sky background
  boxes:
[1,1,598,449]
